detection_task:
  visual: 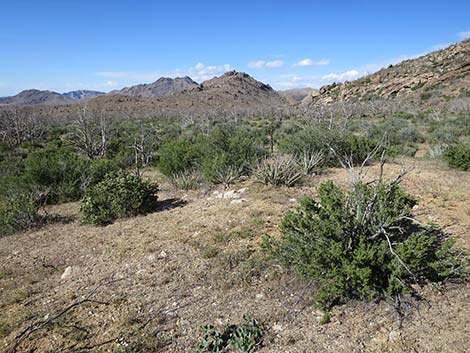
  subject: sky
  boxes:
[0,0,469,96]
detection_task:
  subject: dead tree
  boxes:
[0,108,45,147]
[71,104,109,159]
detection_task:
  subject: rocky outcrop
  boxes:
[302,39,470,105]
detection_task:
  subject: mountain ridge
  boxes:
[302,39,470,105]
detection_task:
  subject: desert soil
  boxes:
[1,158,469,352]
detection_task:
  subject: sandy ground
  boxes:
[1,158,469,352]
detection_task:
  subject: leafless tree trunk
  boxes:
[71,104,109,159]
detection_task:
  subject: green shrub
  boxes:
[158,139,197,177]
[197,127,265,184]
[24,147,87,202]
[444,143,470,171]
[80,172,159,225]
[278,127,377,167]
[23,148,118,203]
[158,127,265,184]
[0,193,41,236]
[192,315,263,353]
[265,180,466,311]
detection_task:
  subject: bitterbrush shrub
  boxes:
[264,179,467,312]
[444,143,470,171]
[80,172,158,225]
[192,315,263,353]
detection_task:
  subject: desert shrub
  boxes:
[278,127,377,167]
[23,147,88,202]
[158,139,197,177]
[254,155,302,187]
[296,150,323,175]
[367,117,424,156]
[170,170,202,190]
[196,127,265,184]
[80,172,158,225]
[192,316,263,353]
[23,148,118,203]
[427,144,446,159]
[444,143,470,171]
[264,179,467,311]
[0,193,41,236]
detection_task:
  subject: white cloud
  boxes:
[321,69,360,81]
[186,62,232,80]
[295,58,330,67]
[265,60,285,68]
[248,60,266,68]
[247,59,285,68]
[457,31,470,40]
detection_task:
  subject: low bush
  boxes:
[24,147,88,202]
[278,127,377,167]
[80,172,158,225]
[158,139,197,177]
[296,150,323,176]
[197,127,265,184]
[192,315,263,353]
[0,193,41,236]
[264,179,467,312]
[444,143,470,171]
[23,148,118,203]
[170,170,202,190]
[158,127,265,184]
[254,155,302,187]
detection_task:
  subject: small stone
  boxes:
[289,198,297,203]
[388,330,400,342]
[272,324,283,332]
[230,199,246,205]
[61,266,79,280]
[223,190,240,199]
[255,293,264,300]
[159,250,168,258]
[146,254,156,262]
[238,188,247,194]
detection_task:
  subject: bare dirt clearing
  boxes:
[1,159,469,352]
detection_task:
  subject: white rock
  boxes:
[238,188,247,194]
[61,266,79,280]
[388,330,401,342]
[159,250,168,258]
[223,190,240,199]
[230,199,246,205]
[289,198,298,203]
[255,293,265,300]
[146,254,157,262]
[272,324,283,332]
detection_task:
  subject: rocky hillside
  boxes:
[111,76,199,98]
[279,88,315,104]
[0,89,104,106]
[86,71,286,115]
[302,39,470,105]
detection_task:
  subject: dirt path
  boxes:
[1,159,469,352]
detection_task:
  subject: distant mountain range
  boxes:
[0,89,104,106]
[2,40,469,110]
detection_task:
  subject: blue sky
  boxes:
[0,0,469,96]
